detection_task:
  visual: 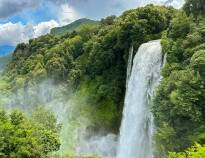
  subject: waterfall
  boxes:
[126,46,134,89]
[117,40,162,158]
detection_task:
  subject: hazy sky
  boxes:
[0,0,184,46]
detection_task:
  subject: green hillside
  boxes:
[5,6,172,130]
[51,18,99,35]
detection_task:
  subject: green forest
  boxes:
[0,0,205,157]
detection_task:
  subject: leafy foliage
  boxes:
[153,3,205,156]
[167,144,205,158]
[0,108,60,158]
[183,0,205,18]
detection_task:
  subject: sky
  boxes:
[0,0,184,47]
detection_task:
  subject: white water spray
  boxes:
[76,133,117,158]
[117,40,163,158]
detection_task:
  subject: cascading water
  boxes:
[126,46,134,89]
[117,40,163,158]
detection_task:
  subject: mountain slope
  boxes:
[51,18,99,35]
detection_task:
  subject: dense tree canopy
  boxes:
[153,4,205,156]
[0,108,60,158]
[167,144,205,158]
[183,0,205,17]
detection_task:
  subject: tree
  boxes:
[101,15,116,25]
[153,9,205,156]
[167,144,205,158]
[168,11,191,39]
[0,109,60,158]
[191,50,205,78]
[183,0,205,18]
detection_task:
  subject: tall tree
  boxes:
[183,0,205,17]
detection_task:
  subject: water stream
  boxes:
[117,40,163,158]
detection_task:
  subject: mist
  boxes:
[0,77,117,157]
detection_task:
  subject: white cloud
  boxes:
[119,0,184,9]
[0,20,59,46]
[0,22,28,45]
[165,0,184,9]
[34,20,59,37]
[0,0,185,21]
[58,4,80,25]
[61,0,184,21]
